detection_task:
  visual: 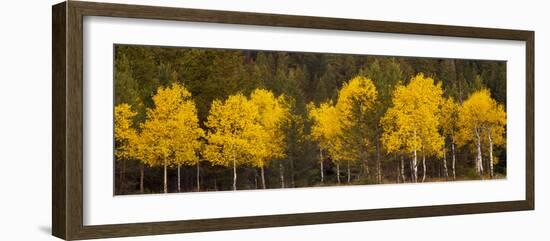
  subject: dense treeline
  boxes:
[114,45,506,195]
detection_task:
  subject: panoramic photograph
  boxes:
[113,45,507,195]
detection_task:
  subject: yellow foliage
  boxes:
[440,97,460,138]
[249,89,289,168]
[308,101,342,151]
[335,76,378,162]
[137,83,204,167]
[457,89,506,150]
[381,74,444,157]
[308,76,378,164]
[114,103,138,160]
[336,76,378,129]
[203,93,261,167]
[204,89,290,169]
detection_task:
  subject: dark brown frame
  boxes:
[52,1,535,240]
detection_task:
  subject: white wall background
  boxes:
[0,0,547,240]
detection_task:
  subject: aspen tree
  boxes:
[381,74,444,182]
[137,84,203,193]
[249,89,289,189]
[457,89,506,178]
[335,76,378,180]
[114,104,139,193]
[204,94,261,190]
[308,101,341,184]
[440,97,460,180]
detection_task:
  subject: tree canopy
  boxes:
[114,45,507,194]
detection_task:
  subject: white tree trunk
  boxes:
[488,129,494,178]
[196,162,200,192]
[336,163,341,184]
[177,164,181,192]
[451,139,456,180]
[400,155,405,183]
[413,149,418,183]
[214,177,218,191]
[319,147,324,184]
[422,151,426,182]
[475,128,484,177]
[347,160,351,184]
[396,162,400,183]
[163,156,168,193]
[443,146,448,180]
[279,162,285,188]
[232,158,237,191]
[261,166,266,189]
[410,158,414,182]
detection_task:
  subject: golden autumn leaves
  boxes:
[308,76,378,184]
[204,90,289,190]
[115,84,204,193]
[115,73,506,193]
[308,74,506,184]
[457,89,506,178]
[115,85,290,192]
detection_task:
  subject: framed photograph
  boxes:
[52,1,534,240]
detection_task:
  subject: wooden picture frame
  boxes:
[52,1,534,240]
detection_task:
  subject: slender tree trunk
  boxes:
[422,150,426,182]
[177,165,181,192]
[412,130,418,183]
[232,158,237,191]
[336,162,341,184]
[163,155,167,193]
[139,164,144,193]
[319,147,324,184]
[451,138,456,180]
[488,130,494,178]
[260,166,266,189]
[413,149,418,183]
[475,128,484,177]
[290,155,295,188]
[347,160,351,184]
[443,146,449,181]
[410,157,414,182]
[400,155,406,183]
[364,150,370,178]
[396,162,400,183]
[214,177,218,191]
[254,169,258,189]
[279,161,285,188]
[376,139,381,184]
[196,162,200,192]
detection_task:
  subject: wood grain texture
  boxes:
[525,32,535,209]
[66,2,85,240]
[52,2,67,240]
[51,1,535,240]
